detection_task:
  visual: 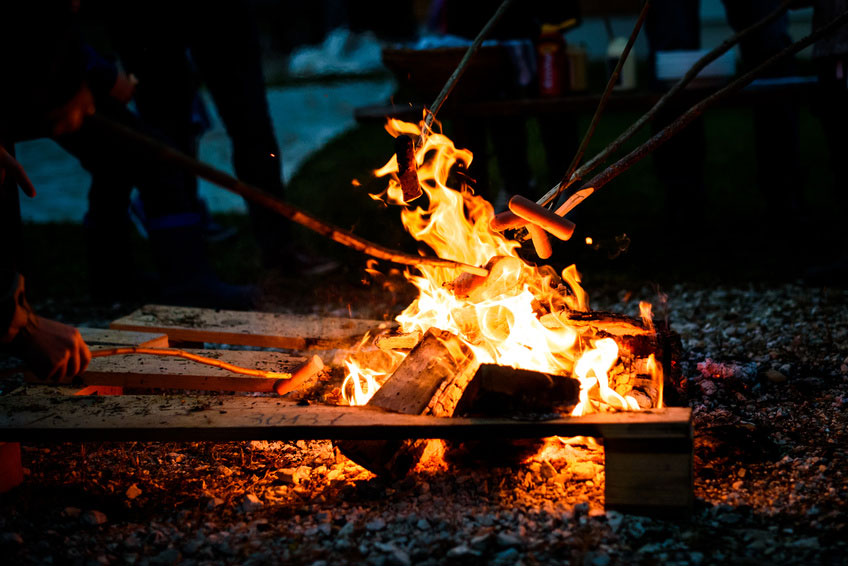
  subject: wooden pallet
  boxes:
[0,305,693,515]
[0,393,692,515]
[110,304,394,349]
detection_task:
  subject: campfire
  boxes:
[339,116,672,475]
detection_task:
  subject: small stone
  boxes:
[365,518,386,531]
[415,518,430,530]
[571,462,598,481]
[150,548,180,565]
[240,493,264,513]
[765,369,787,383]
[446,544,479,558]
[700,380,717,396]
[493,548,520,564]
[182,540,201,556]
[64,507,81,519]
[496,533,523,548]
[0,532,23,545]
[539,460,557,480]
[83,510,108,525]
[206,497,225,509]
[126,484,142,500]
[338,521,355,537]
[374,542,411,566]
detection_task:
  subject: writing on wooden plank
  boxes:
[82,349,311,393]
[110,305,394,350]
[26,350,314,393]
[0,394,692,442]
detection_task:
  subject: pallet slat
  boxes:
[79,327,169,350]
[0,394,691,442]
[27,350,312,393]
[110,305,393,349]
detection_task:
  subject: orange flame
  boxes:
[344,115,658,417]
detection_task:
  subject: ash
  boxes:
[1,283,847,565]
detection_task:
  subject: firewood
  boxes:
[444,364,580,465]
[453,364,580,418]
[336,328,478,477]
[374,331,422,351]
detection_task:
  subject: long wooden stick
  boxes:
[556,0,651,202]
[420,0,516,142]
[87,115,488,277]
[582,9,848,195]
[537,0,796,208]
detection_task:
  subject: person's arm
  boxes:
[0,272,91,382]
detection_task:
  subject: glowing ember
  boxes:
[345,115,660,416]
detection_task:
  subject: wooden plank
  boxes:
[28,350,313,393]
[605,436,694,516]
[0,394,691,442]
[79,327,169,350]
[110,304,393,350]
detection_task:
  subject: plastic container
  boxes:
[537,24,567,97]
[607,37,637,90]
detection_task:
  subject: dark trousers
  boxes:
[104,1,288,256]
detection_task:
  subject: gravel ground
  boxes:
[1,281,847,565]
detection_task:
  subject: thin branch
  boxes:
[88,115,489,277]
[582,9,848,195]
[537,0,796,208]
[420,0,516,142]
[556,0,651,205]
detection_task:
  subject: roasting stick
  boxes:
[557,0,651,198]
[535,0,798,210]
[581,8,848,195]
[418,0,516,145]
[489,0,650,234]
[88,115,488,277]
[90,348,324,395]
[398,0,516,201]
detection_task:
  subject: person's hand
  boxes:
[0,145,36,197]
[47,83,95,137]
[109,71,138,104]
[14,317,92,382]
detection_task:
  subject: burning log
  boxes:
[374,331,421,351]
[336,328,479,476]
[454,364,580,417]
[445,364,580,464]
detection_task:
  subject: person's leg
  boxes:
[58,102,255,308]
[188,3,291,266]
